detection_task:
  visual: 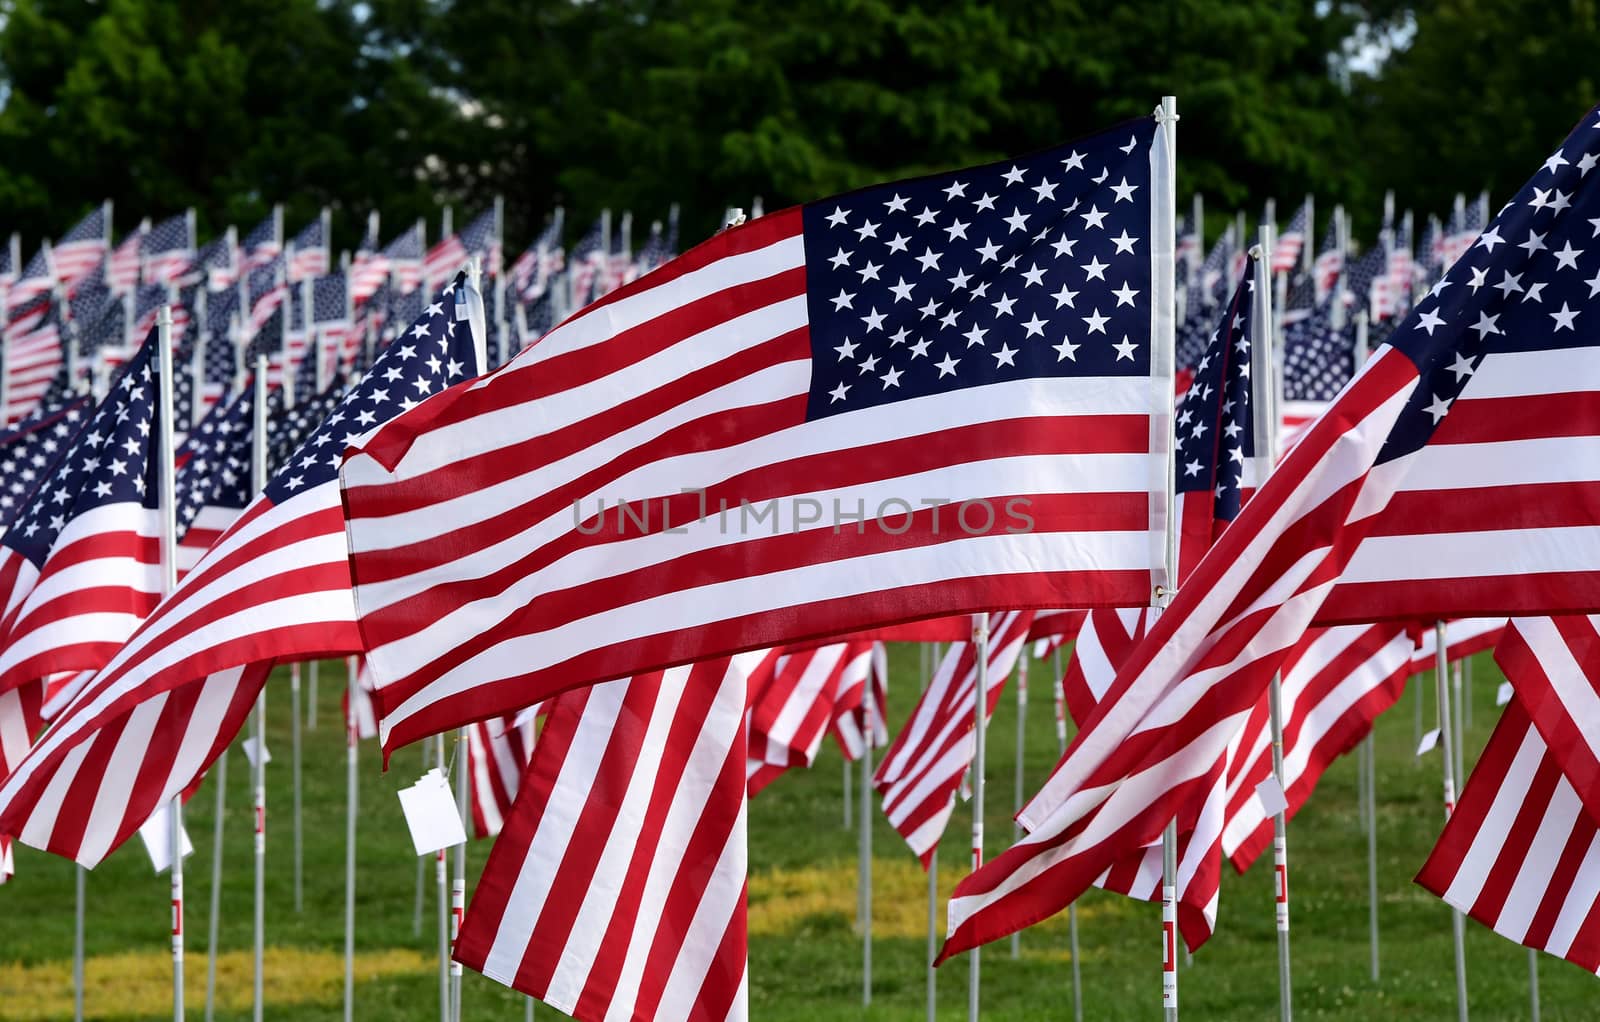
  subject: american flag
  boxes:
[239,209,282,274]
[0,334,164,696]
[566,218,606,309]
[1416,615,1600,973]
[942,104,1600,962]
[1386,214,1415,317]
[174,386,258,575]
[1175,213,1199,287]
[1441,195,1486,270]
[349,213,390,302]
[288,213,330,280]
[246,255,288,333]
[4,248,53,340]
[1312,217,1343,303]
[746,641,873,796]
[180,230,237,290]
[464,712,538,839]
[0,274,480,866]
[0,399,93,526]
[424,209,497,292]
[1195,228,1233,308]
[107,227,145,294]
[1272,200,1311,272]
[829,641,888,762]
[50,205,110,287]
[309,273,353,385]
[1404,617,1507,677]
[1279,306,1353,439]
[383,221,426,295]
[0,680,42,883]
[509,213,565,302]
[343,116,1176,756]
[874,611,1031,866]
[452,652,760,1021]
[1344,244,1392,321]
[140,213,193,285]
[5,293,67,425]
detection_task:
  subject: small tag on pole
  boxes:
[1254,774,1289,818]
[1416,728,1441,756]
[1496,682,1513,707]
[398,768,467,855]
[1161,883,1178,1008]
[241,737,272,767]
[138,803,194,873]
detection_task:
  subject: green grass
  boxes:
[1,647,1596,1019]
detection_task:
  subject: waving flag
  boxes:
[288,213,330,280]
[140,214,193,286]
[464,712,538,840]
[107,227,145,294]
[1312,218,1343,302]
[51,206,110,288]
[453,653,761,1022]
[239,210,282,275]
[426,209,497,291]
[942,104,1600,962]
[0,275,480,867]
[344,115,1177,755]
[1272,200,1311,273]
[746,641,875,796]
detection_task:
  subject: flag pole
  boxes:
[921,642,937,1022]
[435,735,449,1022]
[309,661,319,731]
[859,659,874,1007]
[1528,949,1541,1021]
[1010,650,1028,959]
[1156,92,1181,1022]
[1364,732,1379,982]
[343,655,359,1022]
[968,613,990,1022]
[1055,645,1083,1022]
[1252,229,1294,1022]
[843,745,853,831]
[157,307,184,1022]
[204,749,227,1021]
[250,355,269,1022]
[291,657,303,912]
[1435,621,1469,1022]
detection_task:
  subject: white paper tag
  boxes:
[1417,728,1441,756]
[1497,682,1513,707]
[1254,774,1290,817]
[398,768,467,856]
[138,802,195,873]
[240,737,272,768]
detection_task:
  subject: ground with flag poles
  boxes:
[1,649,1596,1018]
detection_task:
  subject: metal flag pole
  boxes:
[859,664,874,1007]
[1365,731,1379,982]
[1464,655,1473,731]
[968,614,990,1022]
[436,734,449,1022]
[344,656,359,1022]
[921,643,938,1022]
[843,747,854,831]
[157,307,184,1022]
[308,661,319,731]
[1011,650,1028,959]
[1528,949,1541,1022]
[251,356,269,1022]
[1330,206,1348,332]
[1055,645,1083,1022]
[1435,622,1469,1022]
[291,659,303,913]
[1453,660,1466,787]
[413,736,427,939]
[1155,92,1181,1022]
[1253,230,1293,1022]
[75,864,85,1022]
[205,749,227,1021]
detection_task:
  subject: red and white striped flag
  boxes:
[1416,615,1600,972]
[0,278,481,866]
[746,641,874,796]
[464,712,537,839]
[1405,617,1506,678]
[453,652,760,1022]
[0,681,43,882]
[941,104,1600,962]
[345,115,1178,757]
[874,611,1031,866]
[830,641,888,761]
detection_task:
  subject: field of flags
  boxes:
[2,94,1600,1021]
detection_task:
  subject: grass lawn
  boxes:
[1,645,1595,1019]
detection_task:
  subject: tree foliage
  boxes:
[0,0,1593,248]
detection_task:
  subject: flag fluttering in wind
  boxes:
[0,275,481,867]
[941,103,1600,963]
[343,114,1177,757]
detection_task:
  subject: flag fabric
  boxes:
[509,214,565,302]
[1273,201,1311,273]
[140,214,193,286]
[1416,616,1600,973]
[4,248,52,340]
[182,231,237,290]
[1387,216,1414,317]
[239,211,281,274]
[0,275,480,867]
[941,104,1600,962]
[1405,617,1507,677]
[343,116,1178,756]
[311,273,354,376]
[0,400,92,526]
[0,681,44,882]
[1195,229,1233,308]
[874,611,1032,866]
[108,228,145,294]
[830,641,889,761]
[567,219,606,308]
[1312,218,1343,302]
[173,386,260,576]
[464,712,538,840]
[381,222,426,295]
[0,335,165,696]
[746,641,874,796]
[425,209,497,292]
[51,206,110,287]
[452,652,759,1022]
[1441,198,1486,270]
[4,295,68,425]
[288,215,329,280]
[1175,214,1199,286]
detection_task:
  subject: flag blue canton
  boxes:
[312,275,348,324]
[383,222,424,261]
[0,401,89,526]
[456,210,497,258]
[175,386,257,530]
[802,119,1155,421]
[58,207,107,246]
[1380,111,1600,464]
[5,334,163,567]
[269,381,338,476]
[1175,260,1258,522]
[141,215,189,260]
[1282,310,1353,401]
[262,273,478,504]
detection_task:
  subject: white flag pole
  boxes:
[1155,92,1181,1022]
[157,307,183,1022]
[291,657,303,912]
[1364,732,1379,982]
[859,662,874,1007]
[921,643,937,1022]
[843,745,854,831]
[343,655,359,1022]
[1452,660,1465,789]
[968,614,990,1022]
[435,734,449,1022]
[1054,646,1083,1022]
[1435,622,1469,1022]
[74,865,85,1022]
[1528,948,1541,1021]
[308,661,320,732]
[1010,650,1028,959]
[1252,229,1293,1022]
[204,748,227,1022]
[250,356,269,1022]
